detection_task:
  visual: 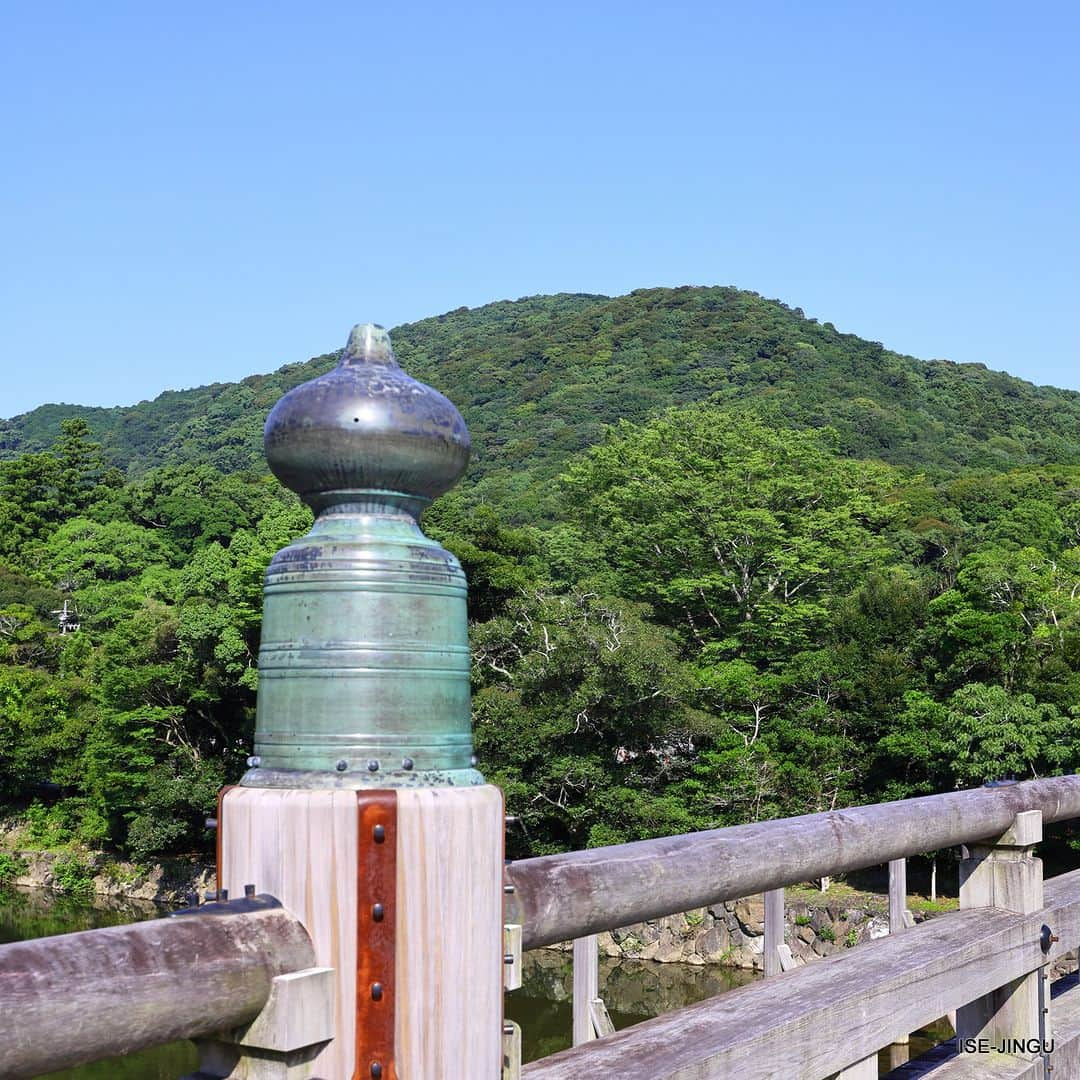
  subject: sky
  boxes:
[1,1,1078,417]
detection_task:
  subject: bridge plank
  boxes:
[522,870,1080,1080]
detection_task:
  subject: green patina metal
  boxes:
[241,323,482,789]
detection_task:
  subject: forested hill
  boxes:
[4,287,1080,491]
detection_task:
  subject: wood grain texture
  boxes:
[836,1055,876,1079]
[764,889,784,978]
[506,775,1080,949]
[889,859,907,936]
[395,785,504,1079]
[573,936,599,1045]
[220,788,360,1080]
[0,900,313,1079]
[521,869,1080,1080]
[957,813,1043,1050]
[890,974,1080,1078]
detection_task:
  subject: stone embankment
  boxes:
[7,849,214,907]
[549,893,920,970]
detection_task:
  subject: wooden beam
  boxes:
[520,869,1080,1080]
[0,896,314,1080]
[507,775,1080,949]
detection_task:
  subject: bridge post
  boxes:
[209,325,504,1079]
[956,808,1045,1054]
[763,888,784,977]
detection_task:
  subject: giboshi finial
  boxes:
[263,323,470,512]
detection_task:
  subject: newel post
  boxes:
[956,808,1045,1053]
[206,325,505,1078]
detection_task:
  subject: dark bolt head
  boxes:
[402,757,414,771]
[373,824,386,843]
[504,953,515,965]
[220,889,229,902]
[244,884,256,898]
[370,1063,383,1079]
[503,1022,515,1036]
[367,759,380,773]
[372,902,385,922]
[335,759,348,772]
[1041,924,1060,953]
[504,883,516,894]
[371,982,384,1001]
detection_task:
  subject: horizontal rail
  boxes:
[507,774,1080,949]
[0,894,315,1079]
[522,867,1080,1079]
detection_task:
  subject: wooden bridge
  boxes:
[2,324,1078,1079]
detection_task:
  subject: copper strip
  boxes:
[355,791,398,1080]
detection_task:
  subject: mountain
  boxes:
[3,287,1079,499]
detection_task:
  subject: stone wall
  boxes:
[549,893,911,970]
[7,849,214,907]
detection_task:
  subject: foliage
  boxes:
[2,290,1080,862]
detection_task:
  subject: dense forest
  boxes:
[1,287,1079,864]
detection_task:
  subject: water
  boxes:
[0,886,755,1077]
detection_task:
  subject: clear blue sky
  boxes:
[2,1,1078,417]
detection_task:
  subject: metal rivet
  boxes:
[503,1022,515,1036]
[402,757,414,771]
[370,1063,383,1079]
[367,759,380,772]
[246,755,261,768]
[504,883,516,894]
[503,953,515,965]
[372,902,384,922]
[336,759,348,772]
[373,824,386,843]
[244,883,255,898]
[371,982,383,1001]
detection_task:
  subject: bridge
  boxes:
[1,323,1078,1079]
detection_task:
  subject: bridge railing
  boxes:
[504,775,1080,1080]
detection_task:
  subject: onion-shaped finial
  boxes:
[264,323,470,513]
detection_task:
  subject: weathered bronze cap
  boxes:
[264,323,470,512]
[245,322,481,789]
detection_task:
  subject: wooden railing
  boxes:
[3,776,1080,1077]
[503,776,1080,1079]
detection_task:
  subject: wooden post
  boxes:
[764,888,784,977]
[888,858,907,936]
[214,324,504,1078]
[888,858,910,1047]
[956,809,1044,1050]
[573,935,599,1045]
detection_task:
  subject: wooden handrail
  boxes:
[521,867,1080,1079]
[506,774,1080,949]
[0,895,315,1079]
